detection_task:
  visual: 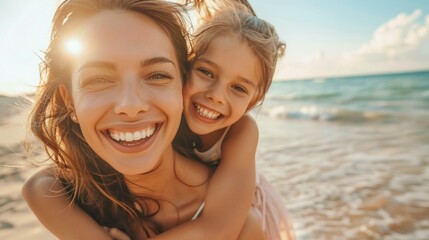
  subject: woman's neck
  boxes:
[123,146,210,203]
[123,146,177,198]
[124,147,210,231]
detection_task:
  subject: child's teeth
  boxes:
[195,104,221,119]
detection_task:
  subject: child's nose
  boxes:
[204,82,226,104]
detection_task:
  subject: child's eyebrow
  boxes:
[195,58,216,66]
[238,77,257,89]
[197,57,257,89]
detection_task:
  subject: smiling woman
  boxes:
[63,10,184,175]
[21,0,211,239]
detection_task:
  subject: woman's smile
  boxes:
[103,123,162,154]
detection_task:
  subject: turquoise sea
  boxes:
[255,70,429,239]
[263,70,429,124]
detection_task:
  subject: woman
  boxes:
[22,0,264,239]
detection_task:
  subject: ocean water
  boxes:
[262,71,429,124]
[255,71,429,239]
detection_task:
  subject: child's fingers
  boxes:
[109,227,131,240]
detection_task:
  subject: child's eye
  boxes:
[148,71,173,80]
[197,68,214,79]
[232,85,248,94]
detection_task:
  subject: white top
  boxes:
[191,128,229,220]
[191,202,205,220]
[193,127,230,164]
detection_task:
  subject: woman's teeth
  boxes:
[195,104,221,120]
[109,126,156,142]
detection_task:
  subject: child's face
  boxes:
[183,34,261,135]
[65,11,183,175]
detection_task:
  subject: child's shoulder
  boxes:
[226,114,258,140]
[222,114,259,152]
[230,114,258,131]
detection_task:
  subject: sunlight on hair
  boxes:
[64,38,83,55]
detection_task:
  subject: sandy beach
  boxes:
[0,95,56,239]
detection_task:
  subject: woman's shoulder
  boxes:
[22,165,71,201]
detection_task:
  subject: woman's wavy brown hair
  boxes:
[29,0,190,237]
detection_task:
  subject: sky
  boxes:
[1,0,429,95]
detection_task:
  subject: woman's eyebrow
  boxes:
[77,57,176,72]
[141,57,176,68]
[78,61,115,72]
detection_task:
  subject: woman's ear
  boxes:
[59,85,78,123]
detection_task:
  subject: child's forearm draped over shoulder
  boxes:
[151,115,259,240]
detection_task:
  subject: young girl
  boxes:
[173,1,294,239]
[23,0,293,239]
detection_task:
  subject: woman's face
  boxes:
[64,10,183,175]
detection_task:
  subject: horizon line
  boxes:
[276,68,429,82]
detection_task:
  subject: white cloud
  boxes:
[275,9,429,80]
[348,9,429,60]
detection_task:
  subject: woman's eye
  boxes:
[232,85,248,94]
[197,68,214,79]
[148,71,173,80]
[82,75,113,87]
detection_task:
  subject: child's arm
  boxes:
[237,208,266,240]
[151,114,258,240]
[21,167,114,240]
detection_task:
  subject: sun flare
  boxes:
[64,38,83,55]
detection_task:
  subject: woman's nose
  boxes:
[114,77,149,117]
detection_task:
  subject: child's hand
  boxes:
[104,227,131,240]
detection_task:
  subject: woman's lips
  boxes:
[104,123,161,154]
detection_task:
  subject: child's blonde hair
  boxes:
[173,0,286,161]
[190,0,286,109]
